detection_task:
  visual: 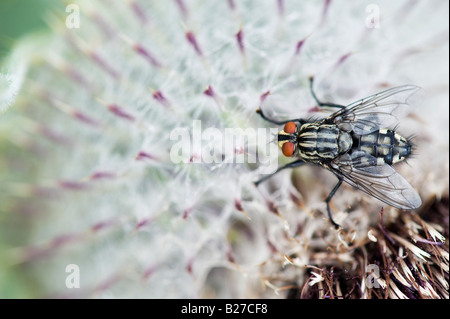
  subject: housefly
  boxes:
[255,77,422,228]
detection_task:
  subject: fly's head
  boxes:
[277,121,299,157]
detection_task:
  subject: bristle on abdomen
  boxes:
[356,129,411,165]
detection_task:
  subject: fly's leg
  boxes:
[325,178,343,229]
[256,108,301,126]
[254,159,306,186]
[309,76,346,109]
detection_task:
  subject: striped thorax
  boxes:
[296,123,352,162]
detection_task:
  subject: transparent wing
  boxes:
[329,151,422,209]
[327,85,420,135]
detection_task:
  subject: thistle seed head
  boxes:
[0,0,448,298]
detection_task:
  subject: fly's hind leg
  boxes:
[325,178,343,229]
[309,76,346,109]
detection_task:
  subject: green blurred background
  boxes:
[0,0,57,61]
[0,0,59,298]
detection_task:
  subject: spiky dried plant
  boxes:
[0,0,448,298]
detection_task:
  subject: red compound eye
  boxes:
[284,121,296,133]
[282,142,295,157]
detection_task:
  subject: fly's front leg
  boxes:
[325,178,343,229]
[309,76,346,109]
[254,159,306,186]
[256,108,301,126]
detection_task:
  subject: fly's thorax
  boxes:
[296,123,351,161]
[354,129,411,165]
[338,131,353,154]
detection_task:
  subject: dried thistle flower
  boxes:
[299,202,449,299]
[0,0,448,298]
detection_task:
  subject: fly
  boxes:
[255,77,422,228]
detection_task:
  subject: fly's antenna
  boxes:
[269,131,279,145]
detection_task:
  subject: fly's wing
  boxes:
[327,85,421,135]
[329,151,422,209]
